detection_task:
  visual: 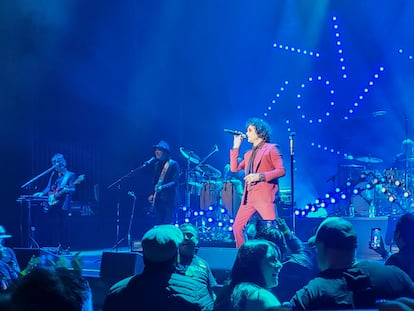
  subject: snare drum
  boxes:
[221,180,243,217]
[200,181,223,210]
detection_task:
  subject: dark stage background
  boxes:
[1,1,413,249]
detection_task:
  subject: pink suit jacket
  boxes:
[230,143,285,204]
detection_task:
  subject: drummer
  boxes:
[223,157,245,182]
[392,139,414,171]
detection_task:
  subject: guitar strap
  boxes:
[59,171,71,189]
[157,160,170,187]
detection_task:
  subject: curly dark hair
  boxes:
[245,118,272,143]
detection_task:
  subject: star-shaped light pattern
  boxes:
[331,16,348,80]
[272,43,321,59]
[263,15,393,211]
[398,48,414,61]
[264,15,385,156]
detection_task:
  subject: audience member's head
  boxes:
[231,239,282,290]
[178,224,199,259]
[255,225,287,259]
[10,268,92,311]
[394,213,414,251]
[378,297,414,311]
[308,217,357,271]
[141,224,184,269]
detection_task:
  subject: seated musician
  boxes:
[33,153,77,250]
[393,139,414,171]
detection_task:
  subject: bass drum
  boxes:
[200,181,223,210]
[221,180,243,217]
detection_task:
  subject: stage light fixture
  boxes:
[388,195,397,203]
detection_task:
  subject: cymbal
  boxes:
[340,164,365,168]
[179,147,200,164]
[396,157,414,163]
[355,156,383,164]
[197,164,222,179]
[343,155,354,161]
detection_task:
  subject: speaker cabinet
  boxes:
[197,247,238,285]
[99,252,144,282]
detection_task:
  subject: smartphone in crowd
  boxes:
[369,227,382,249]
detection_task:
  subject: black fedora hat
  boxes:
[153,140,170,153]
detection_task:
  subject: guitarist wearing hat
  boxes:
[148,141,180,225]
[33,153,83,249]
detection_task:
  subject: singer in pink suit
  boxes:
[229,118,285,247]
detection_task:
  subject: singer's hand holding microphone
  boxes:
[224,129,246,148]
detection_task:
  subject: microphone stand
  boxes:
[289,133,296,232]
[111,192,137,251]
[20,166,54,249]
[21,166,55,189]
[195,145,219,169]
[107,162,148,252]
[403,113,410,212]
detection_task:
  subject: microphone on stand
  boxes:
[224,129,246,138]
[140,156,155,168]
[289,132,296,156]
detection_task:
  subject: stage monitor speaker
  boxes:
[13,248,59,270]
[197,247,238,285]
[99,252,144,282]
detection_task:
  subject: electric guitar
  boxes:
[48,174,85,206]
[147,182,163,216]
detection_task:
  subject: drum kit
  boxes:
[178,146,243,238]
[341,155,414,217]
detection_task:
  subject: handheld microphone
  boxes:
[224,129,246,138]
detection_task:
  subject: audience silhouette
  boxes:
[290,217,414,310]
